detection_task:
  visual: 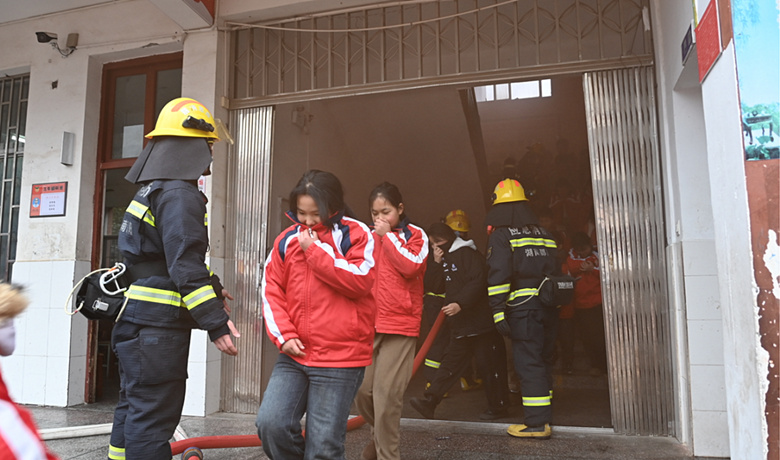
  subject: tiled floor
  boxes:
[27,346,701,459]
[32,405,695,460]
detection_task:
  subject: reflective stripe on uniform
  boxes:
[125,285,183,307]
[522,395,552,407]
[424,358,441,369]
[126,200,156,227]
[183,285,217,310]
[204,212,208,227]
[488,283,511,296]
[509,237,557,249]
[425,292,445,298]
[108,444,126,459]
[508,288,539,301]
[493,311,505,323]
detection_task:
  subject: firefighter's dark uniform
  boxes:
[109,134,230,460]
[421,250,448,383]
[486,204,559,429]
[417,236,509,416]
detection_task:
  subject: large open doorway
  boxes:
[223,0,673,436]
[259,74,611,428]
[87,53,182,404]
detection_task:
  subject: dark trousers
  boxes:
[507,307,558,427]
[424,330,510,411]
[557,317,575,369]
[110,321,191,460]
[574,305,607,371]
[423,320,451,382]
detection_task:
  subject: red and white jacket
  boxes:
[563,249,602,309]
[0,369,58,460]
[261,212,377,368]
[373,218,428,337]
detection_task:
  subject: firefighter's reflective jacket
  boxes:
[487,224,559,315]
[118,179,229,340]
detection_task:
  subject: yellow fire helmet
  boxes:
[492,178,528,205]
[145,97,220,140]
[445,209,471,233]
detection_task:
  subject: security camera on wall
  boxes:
[35,31,57,43]
[35,31,78,57]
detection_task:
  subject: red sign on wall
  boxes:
[30,182,67,217]
[696,0,722,82]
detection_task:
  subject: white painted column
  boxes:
[180,28,225,417]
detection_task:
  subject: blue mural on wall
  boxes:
[732,0,780,160]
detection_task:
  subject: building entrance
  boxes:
[222,0,672,436]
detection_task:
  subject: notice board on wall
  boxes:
[30,182,67,217]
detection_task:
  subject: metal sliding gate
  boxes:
[220,106,274,414]
[583,67,674,435]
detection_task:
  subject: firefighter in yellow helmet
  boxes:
[444,209,471,240]
[442,208,487,392]
[110,97,239,460]
[484,178,559,440]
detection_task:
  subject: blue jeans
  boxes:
[256,354,365,460]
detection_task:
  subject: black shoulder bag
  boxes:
[537,274,576,307]
[65,261,169,321]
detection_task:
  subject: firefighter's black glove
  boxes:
[493,310,511,337]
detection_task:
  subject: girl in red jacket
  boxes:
[256,170,377,460]
[0,284,59,460]
[563,232,607,375]
[355,182,428,460]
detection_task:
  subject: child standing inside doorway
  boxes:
[563,232,607,376]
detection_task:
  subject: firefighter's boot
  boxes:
[506,423,552,440]
[410,395,438,419]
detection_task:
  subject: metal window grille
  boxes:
[0,75,27,282]
[230,0,652,106]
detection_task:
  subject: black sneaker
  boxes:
[479,408,509,420]
[410,396,436,419]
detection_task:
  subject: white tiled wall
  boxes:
[690,365,726,412]
[683,275,721,321]
[687,320,724,366]
[4,260,90,406]
[4,257,227,413]
[183,329,223,416]
[682,240,719,276]
[681,239,728,454]
[692,409,730,457]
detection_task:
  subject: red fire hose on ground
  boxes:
[170,310,447,457]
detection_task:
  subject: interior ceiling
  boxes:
[320,85,486,230]
[0,0,114,25]
[286,75,588,249]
